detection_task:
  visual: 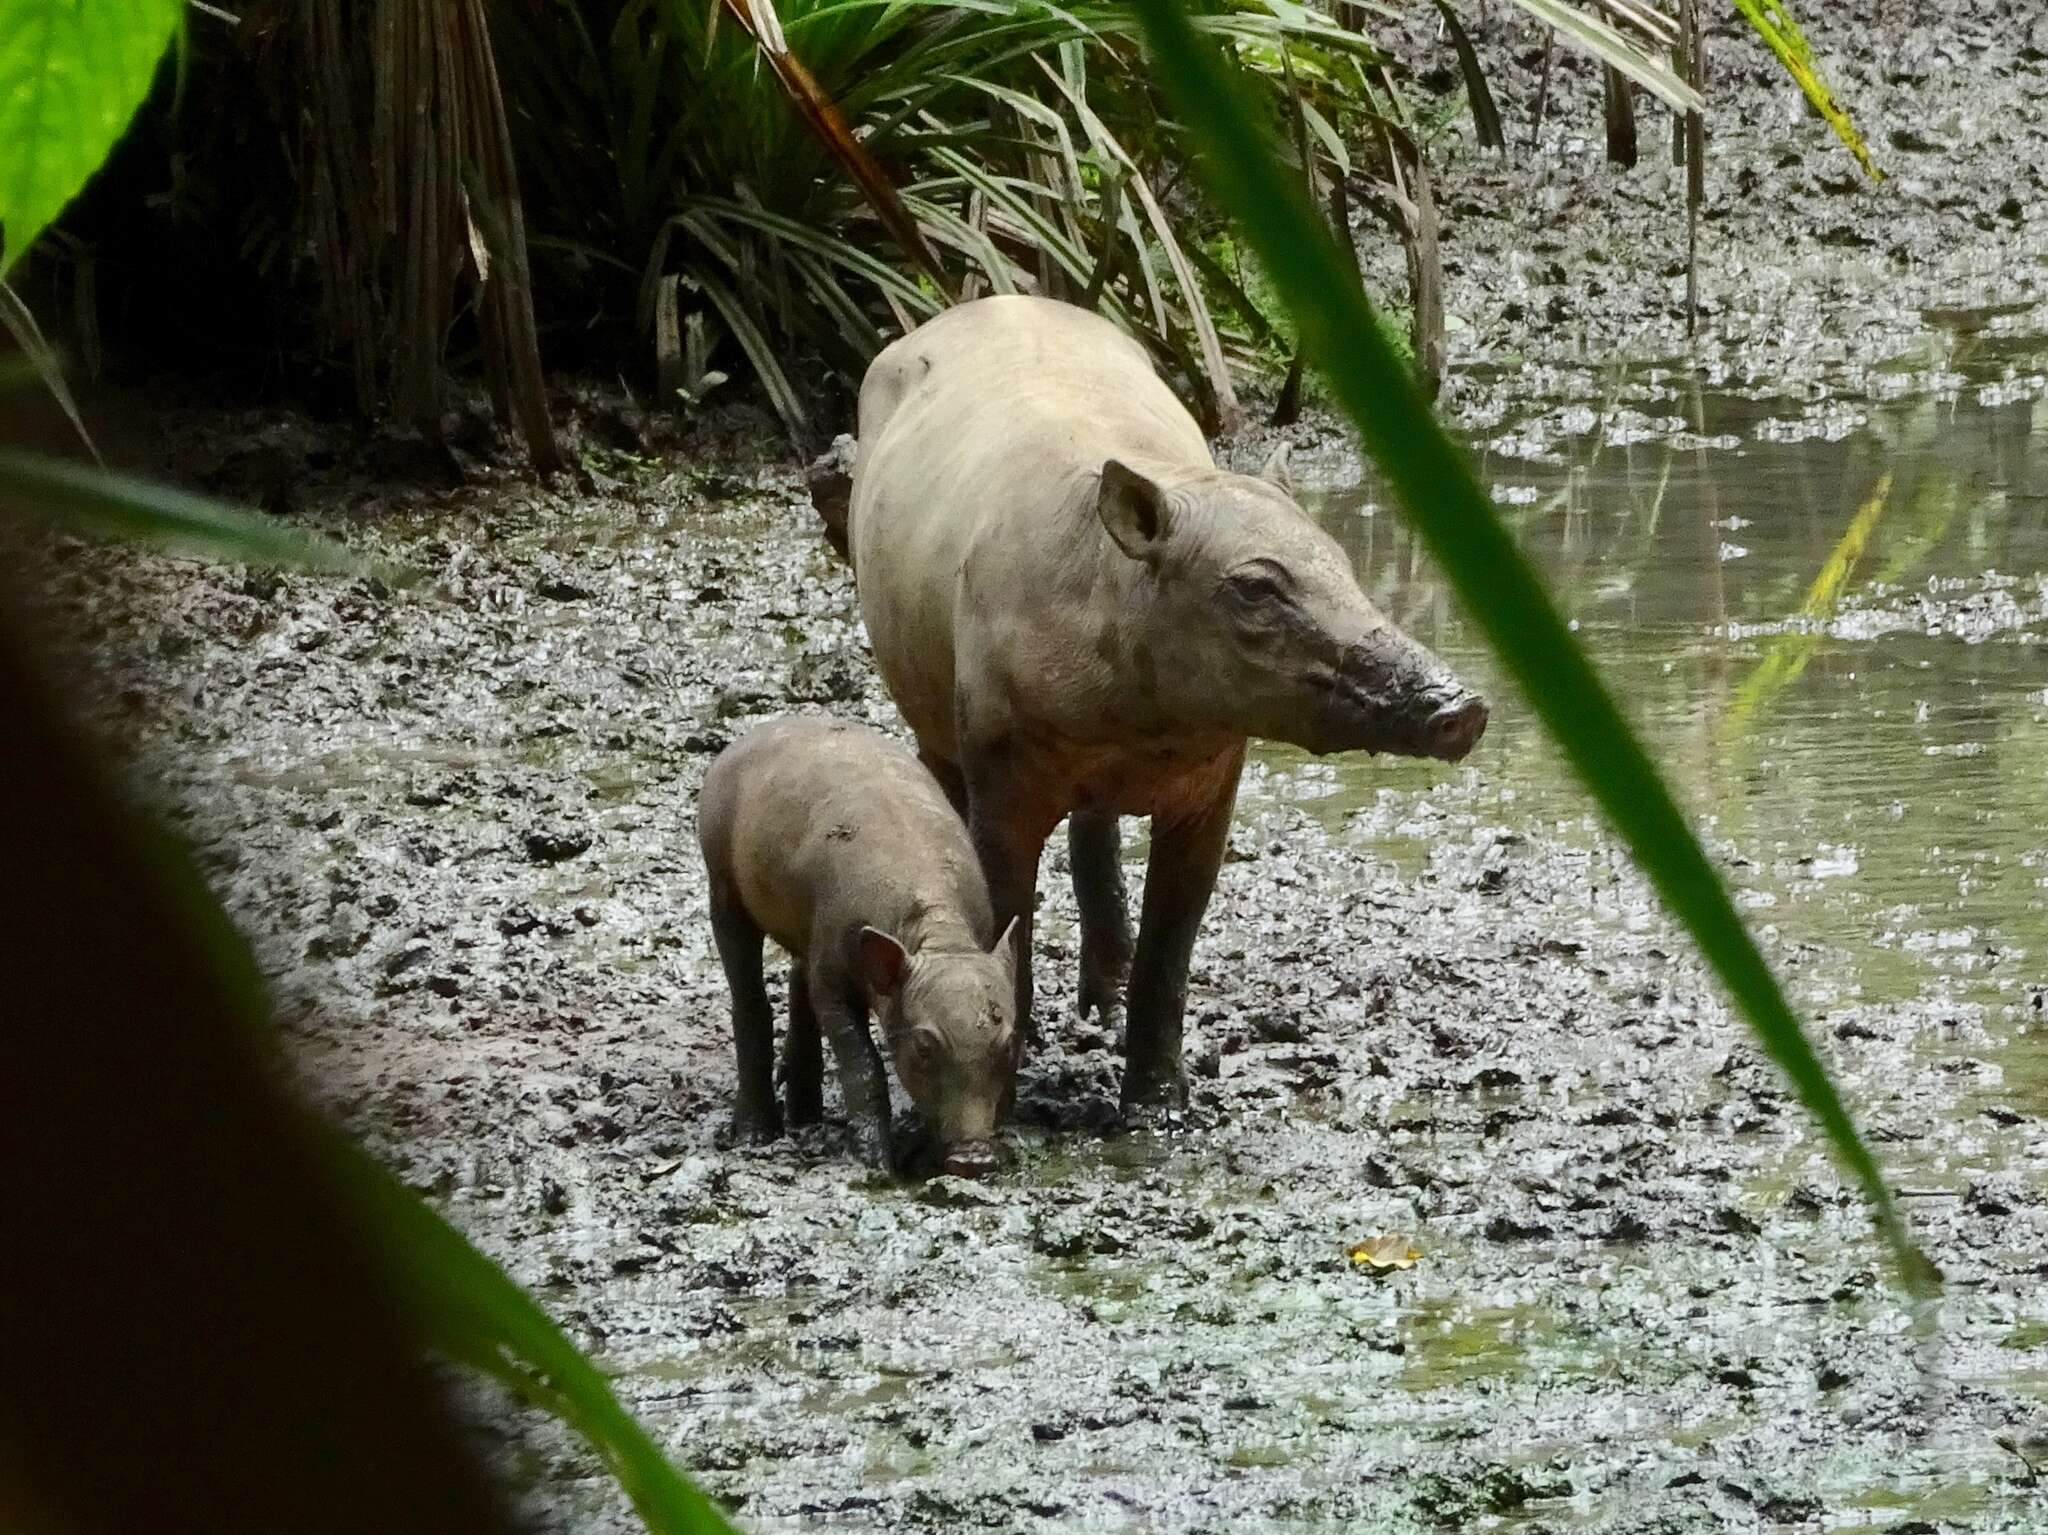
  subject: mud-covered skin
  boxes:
[849,297,1487,1120]
[697,718,1017,1174]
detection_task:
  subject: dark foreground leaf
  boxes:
[1,466,734,1534]
[1128,0,1933,1295]
[1,603,518,1535]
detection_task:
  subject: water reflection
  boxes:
[1272,389,2047,1013]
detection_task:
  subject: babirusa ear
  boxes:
[854,926,910,1003]
[1097,459,1171,561]
[990,915,1021,967]
[1259,442,1295,496]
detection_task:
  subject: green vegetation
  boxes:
[5,0,1875,451]
[0,449,384,575]
[0,0,180,277]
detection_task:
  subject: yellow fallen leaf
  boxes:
[1347,1233,1421,1270]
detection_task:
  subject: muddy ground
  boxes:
[32,426,2046,1533]
[19,2,2048,1531]
[1339,0,2048,456]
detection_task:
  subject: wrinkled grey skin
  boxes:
[696,718,1019,1176]
[845,296,1487,1120]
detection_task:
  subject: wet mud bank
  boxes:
[30,402,2046,1531]
[21,5,2048,1530]
[1313,0,2048,464]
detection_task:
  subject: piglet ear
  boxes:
[989,916,1021,966]
[855,927,910,1002]
[1259,441,1295,496]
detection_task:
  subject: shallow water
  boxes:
[1284,386,2047,1023]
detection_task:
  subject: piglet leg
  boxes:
[809,962,892,1169]
[709,884,781,1142]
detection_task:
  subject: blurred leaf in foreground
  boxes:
[0,0,182,276]
[0,450,399,580]
[0,506,731,1533]
[1126,0,1934,1296]
[0,596,518,1535]
[329,1135,743,1534]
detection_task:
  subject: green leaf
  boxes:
[0,0,182,276]
[1499,0,1701,114]
[1127,0,1935,1296]
[322,1135,744,1535]
[1730,0,1883,180]
[0,450,391,578]
[0,277,97,460]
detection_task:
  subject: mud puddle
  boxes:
[1281,380,2047,999]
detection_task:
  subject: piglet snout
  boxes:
[941,1140,998,1180]
[1425,695,1489,763]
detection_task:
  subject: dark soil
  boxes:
[1261,0,2048,466]
[17,2,2048,1530]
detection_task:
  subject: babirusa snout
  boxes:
[1425,694,1488,763]
[941,1139,998,1179]
[1318,629,1488,761]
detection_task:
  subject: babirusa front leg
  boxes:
[1121,750,1244,1123]
[964,748,1054,1045]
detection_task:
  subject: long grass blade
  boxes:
[712,0,957,298]
[323,1135,742,1535]
[1431,1,1504,150]
[676,200,934,312]
[1499,0,1701,113]
[781,247,891,353]
[0,278,99,462]
[1127,0,1933,1295]
[917,150,1096,287]
[901,192,1023,296]
[0,451,388,577]
[1593,0,1679,47]
[686,267,810,439]
[1034,57,1240,426]
[1729,0,1882,180]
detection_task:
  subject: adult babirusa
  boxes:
[837,296,1486,1119]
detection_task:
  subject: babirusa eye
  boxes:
[1225,562,1291,606]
